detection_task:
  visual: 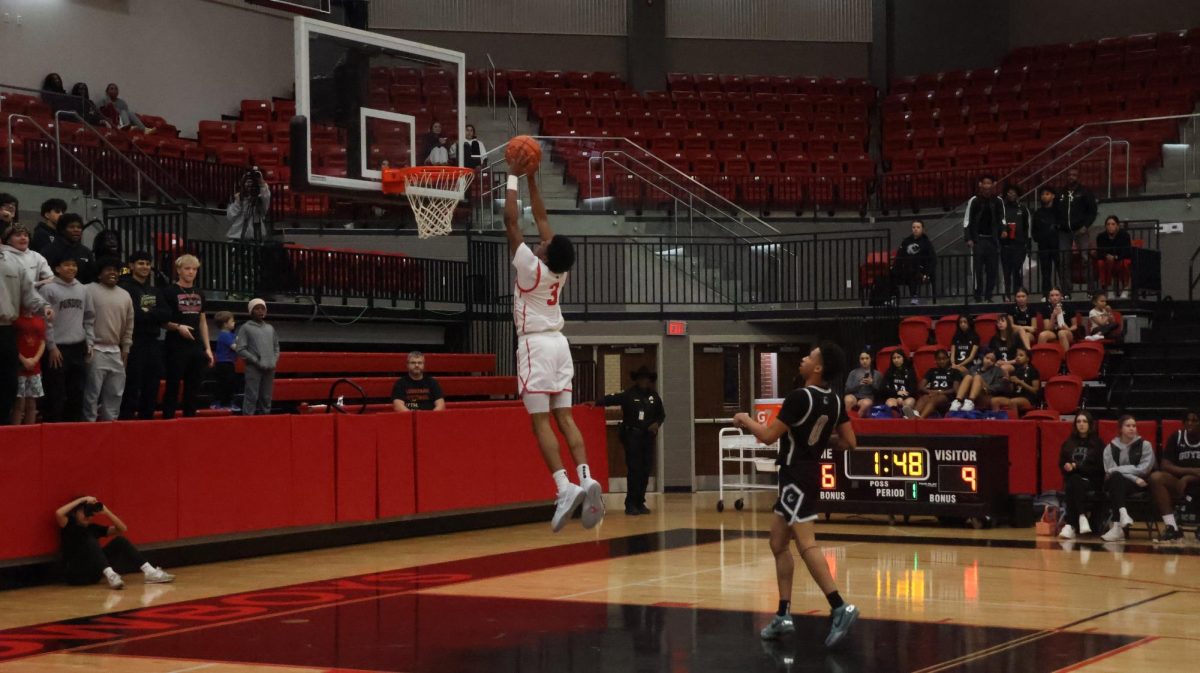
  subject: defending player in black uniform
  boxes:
[733,342,859,648]
[1151,410,1200,542]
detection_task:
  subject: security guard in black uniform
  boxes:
[601,365,666,515]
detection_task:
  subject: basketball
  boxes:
[504,135,543,174]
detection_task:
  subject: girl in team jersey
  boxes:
[915,349,963,418]
[1009,288,1037,350]
[988,313,1019,376]
[1038,287,1077,352]
[949,315,979,380]
[880,350,918,417]
[988,345,1040,417]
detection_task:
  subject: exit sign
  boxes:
[666,320,688,336]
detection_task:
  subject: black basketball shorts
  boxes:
[773,462,819,525]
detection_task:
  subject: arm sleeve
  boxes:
[34,253,52,282]
[121,297,134,352]
[149,288,171,325]
[21,271,48,315]
[390,379,406,402]
[845,371,859,392]
[226,199,243,222]
[83,291,95,349]
[652,395,666,423]
[430,378,444,402]
[259,185,271,212]
[1059,442,1073,470]
[40,287,56,347]
[235,329,257,366]
[1102,444,1116,474]
[273,327,280,359]
[1130,441,1155,479]
[601,391,625,407]
[962,198,974,240]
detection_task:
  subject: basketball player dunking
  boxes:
[504,164,605,532]
[733,342,860,647]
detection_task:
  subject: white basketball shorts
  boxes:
[517,331,574,414]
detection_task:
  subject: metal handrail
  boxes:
[928,112,1200,247]
[53,110,185,207]
[1190,242,1200,301]
[479,135,784,242]
[485,53,497,121]
[7,113,131,206]
[506,91,519,136]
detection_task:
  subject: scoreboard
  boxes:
[814,434,1009,519]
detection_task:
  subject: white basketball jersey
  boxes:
[512,243,566,336]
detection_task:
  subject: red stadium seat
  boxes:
[898,316,933,354]
[241,99,272,122]
[1043,375,1083,415]
[1030,344,1064,382]
[876,346,901,377]
[1065,342,1105,381]
[934,315,958,349]
[974,313,999,346]
[1022,410,1062,422]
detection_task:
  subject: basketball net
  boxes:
[385,167,474,239]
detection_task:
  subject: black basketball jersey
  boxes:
[924,367,963,391]
[951,333,978,365]
[989,334,1016,362]
[1010,304,1035,328]
[1164,430,1200,469]
[775,385,848,466]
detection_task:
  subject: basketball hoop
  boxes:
[383,166,474,238]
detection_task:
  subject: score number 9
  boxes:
[961,466,977,492]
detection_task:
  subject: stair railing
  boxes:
[7,113,131,206]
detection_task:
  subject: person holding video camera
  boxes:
[56,495,175,589]
[225,168,271,242]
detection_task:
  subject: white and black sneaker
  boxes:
[144,567,175,584]
[551,483,586,533]
[1100,523,1125,542]
[579,477,606,530]
[1156,526,1183,543]
[106,573,125,590]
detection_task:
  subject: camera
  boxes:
[83,501,104,516]
[241,167,263,198]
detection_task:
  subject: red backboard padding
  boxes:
[1,425,46,559]
[1039,421,1074,493]
[290,415,337,527]
[334,414,380,523]
[110,420,180,544]
[375,413,417,518]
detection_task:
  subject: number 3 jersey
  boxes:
[775,385,849,467]
[512,243,566,336]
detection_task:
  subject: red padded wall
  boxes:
[851,418,919,435]
[376,413,416,518]
[415,409,501,513]
[1099,420,1158,448]
[1039,421,1074,493]
[40,422,116,540]
[110,420,179,545]
[334,414,380,522]
[1160,420,1183,450]
[290,415,337,527]
[0,426,46,560]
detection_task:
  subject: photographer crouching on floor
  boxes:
[225,168,271,242]
[56,495,175,589]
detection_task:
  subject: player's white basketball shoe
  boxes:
[580,477,606,529]
[551,483,586,533]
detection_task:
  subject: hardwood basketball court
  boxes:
[2,493,1196,673]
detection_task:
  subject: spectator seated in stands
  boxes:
[890,219,935,305]
[235,299,279,416]
[391,351,445,412]
[225,169,271,242]
[1149,409,1200,543]
[420,121,453,166]
[987,313,1019,375]
[988,345,1040,417]
[1100,415,1156,542]
[31,198,66,254]
[1085,291,1118,342]
[2,223,53,287]
[950,351,1009,415]
[1094,215,1133,299]
[0,193,17,228]
[69,83,105,127]
[39,254,95,423]
[999,184,1030,302]
[42,214,95,284]
[55,495,174,589]
[462,124,486,169]
[83,258,133,422]
[96,82,149,132]
[843,351,882,416]
[915,349,963,418]
[1038,287,1076,352]
[880,350,918,418]
[40,73,72,114]
[1058,410,1105,540]
[947,315,981,412]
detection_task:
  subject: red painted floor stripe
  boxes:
[1051,635,1159,673]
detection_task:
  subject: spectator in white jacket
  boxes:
[2,223,53,286]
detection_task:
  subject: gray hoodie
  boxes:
[1102,435,1155,483]
[1,248,48,325]
[235,319,279,370]
[844,367,882,399]
[39,276,95,348]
